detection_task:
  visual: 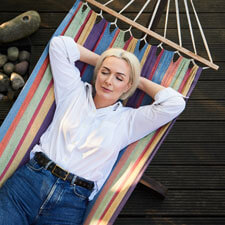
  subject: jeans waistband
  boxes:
[34,152,94,190]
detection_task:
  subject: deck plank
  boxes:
[115,217,225,225]
[119,189,225,215]
[1,0,225,13]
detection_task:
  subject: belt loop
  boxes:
[71,175,77,185]
[45,160,53,170]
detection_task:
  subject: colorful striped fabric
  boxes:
[0,0,202,224]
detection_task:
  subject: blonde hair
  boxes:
[93,48,141,100]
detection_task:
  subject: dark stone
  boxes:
[0,72,10,92]
[0,54,7,68]
[7,46,19,61]
[14,61,29,76]
[10,72,25,90]
[3,62,14,75]
[19,50,31,62]
[7,87,15,100]
[0,11,41,43]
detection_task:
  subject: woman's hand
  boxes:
[138,77,165,100]
[77,44,99,66]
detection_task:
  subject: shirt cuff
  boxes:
[60,36,80,63]
[154,87,185,104]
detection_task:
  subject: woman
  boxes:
[0,36,185,225]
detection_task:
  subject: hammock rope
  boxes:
[175,0,182,47]
[123,0,153,37]
[141,0,162,43]
[158,0,170,49]
[184,0,197,55]
[110,0,135,30]
[190,0,213,63]
[85,0,219,70]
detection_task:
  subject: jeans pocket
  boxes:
[26,158,44,172]
[73,185,92,201]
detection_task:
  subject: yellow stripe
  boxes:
[77,12,97,45]
[126,38,138,52]
[181,65,198,96]
[140,45,151,68]
[0,86,55,186]
[99,124,170,224]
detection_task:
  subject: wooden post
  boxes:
[140,174,168,199]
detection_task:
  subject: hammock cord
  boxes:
[158,0,170,49]
[124,0,152,37]
[190,0,213,63]
[175,0,182,47]
[111,0,135,28]
[184,0,197,55]
[94,0,114,18]
[141,0,162,43]
[104,0,114,6]
[84,0,216,69]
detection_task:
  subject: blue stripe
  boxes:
[141,50,173,106]
[134,40,148,61]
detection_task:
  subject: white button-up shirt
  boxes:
[31,36,185,199]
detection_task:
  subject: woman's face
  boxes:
[95,56,132,106]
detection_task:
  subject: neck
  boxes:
[93,94,115,109]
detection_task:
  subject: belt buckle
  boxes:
[52,164,69,181]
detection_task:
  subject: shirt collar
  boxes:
[85,82,123,113]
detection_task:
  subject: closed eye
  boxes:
[116,77,123,81]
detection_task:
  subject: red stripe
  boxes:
[61,2,82,35]
[0,80,54,182]
[162,57,182,87]
[74,10,93,42]
[98,129,161,224]
[123,36,133,50]
[149,49,164,81]
[109,29,120,48]
[0,58,49,157]
[178,67,192,93]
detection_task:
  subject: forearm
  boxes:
[138,77,165,99]
[77,44,99,66]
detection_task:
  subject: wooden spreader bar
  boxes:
[86,0,219,70]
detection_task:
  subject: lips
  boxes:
[102,86,113,92]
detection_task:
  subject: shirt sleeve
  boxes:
[49,35,82,104]
[125,87,186,146]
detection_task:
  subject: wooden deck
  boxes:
[1,0,225,224]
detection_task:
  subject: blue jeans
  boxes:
[0,158,92,225]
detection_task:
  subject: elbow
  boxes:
[49,36,61,51]
[174,96,186,116]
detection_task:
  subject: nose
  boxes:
[105,74,113,85]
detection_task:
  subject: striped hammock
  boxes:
[0,0,202,224]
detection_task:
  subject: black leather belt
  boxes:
[34,152,94,190]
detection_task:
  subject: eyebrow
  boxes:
[102,66,127,77]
